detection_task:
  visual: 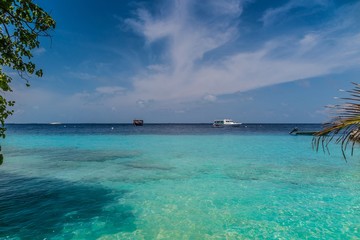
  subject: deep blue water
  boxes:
[0,123,359,239]
[4,123,321,135]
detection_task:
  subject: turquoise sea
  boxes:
[0,124,359,239]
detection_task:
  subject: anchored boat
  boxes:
[133,119,144,126]
[213,119,242,127]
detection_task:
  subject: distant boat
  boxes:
[133,119,144,126]
[49,122,62,125]
[289,127,317,136]
[213,119,242,127]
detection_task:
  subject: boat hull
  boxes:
[133,120,144,126]
[213,123,242,127]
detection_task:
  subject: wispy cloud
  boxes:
[96,86,126,95]
[33,47,46,55]
[120,0,360,110]
[260,0,329,26]
[202,94,217,103]
[126,0,241,74]
[69,71,98,81]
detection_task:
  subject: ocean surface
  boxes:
[0,123,359,239]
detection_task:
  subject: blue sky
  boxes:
[8,0,360,123]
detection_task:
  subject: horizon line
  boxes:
[6,122,323,125]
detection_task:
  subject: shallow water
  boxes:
[0,124,359,239]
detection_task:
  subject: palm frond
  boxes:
[313,82,360,160]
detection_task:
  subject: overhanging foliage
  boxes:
[0,0,55,137]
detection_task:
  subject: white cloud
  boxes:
[33,47,46,55]
[298,33,320,53]
[95,86,125,95]
[126,0,240,75]
[147,64,168,72]
[260,0,329,26]
[69,71,98,81]
[119,0,360,111]
[202,94,217,103]
[136,99,153,108]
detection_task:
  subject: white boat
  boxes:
[213,119,242,127]
[49,122,62,125]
